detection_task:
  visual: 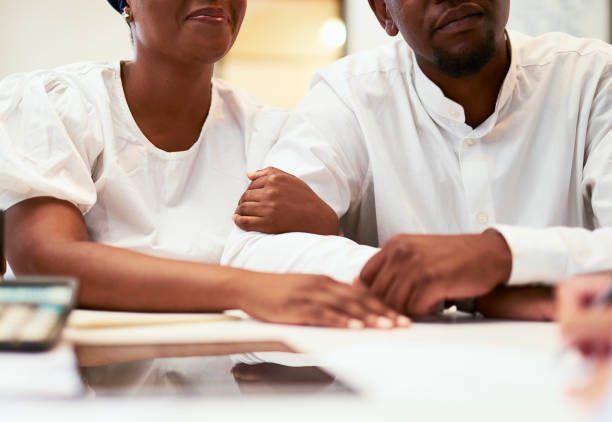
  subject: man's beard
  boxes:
[432,29,497,78]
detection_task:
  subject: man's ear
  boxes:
[368,0,399,36]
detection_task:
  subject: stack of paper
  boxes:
[0,343,83,398]
[67,310,240,329]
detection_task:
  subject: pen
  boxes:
[591,286,612,308]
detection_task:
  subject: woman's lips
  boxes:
[186,8,229,24]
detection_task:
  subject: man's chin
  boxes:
[432,31,497,78]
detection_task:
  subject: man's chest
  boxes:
[364,100,590,242]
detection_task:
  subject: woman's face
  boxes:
[127,0,247,65]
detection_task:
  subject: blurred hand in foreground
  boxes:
[557,272,612,358]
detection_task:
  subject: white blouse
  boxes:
[222,31,612,285]
[0,61,286,264]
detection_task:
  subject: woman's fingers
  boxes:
[238,188,266,205]
[235,202,269,218]
[247,167,284,181]
[244,274,410,329]
[247,167,274,180]
[325,283,410,328]
[359,291,408,323]
[233,215,265,232]
[246,176,271,190]
[296,305,364,329]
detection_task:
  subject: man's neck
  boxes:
[416,35,510,129]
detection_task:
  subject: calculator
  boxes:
[0,278,78,351]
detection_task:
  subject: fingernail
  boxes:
[397,316,411,327]
[232,214,238,222]
[365,315,379,326]
[376,317,394,329]
[347,319,365,330]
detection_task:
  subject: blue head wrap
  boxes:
[107,0,125,13]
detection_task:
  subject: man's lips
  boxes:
[434,3,485,31]
[186,7,230,23]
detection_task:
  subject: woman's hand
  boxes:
[239,273,411,329]
[233,167,339,235]
[474,285,555,321]
[557,272,612,358]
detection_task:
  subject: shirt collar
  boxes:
[410,30,518,137]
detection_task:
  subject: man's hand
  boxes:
[240,272,411,329]
[359,230,512,316]
[233,167,339,236]
[474,285,554,321]
[557,272,612,358]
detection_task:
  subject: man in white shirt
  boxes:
[223,0,612,317]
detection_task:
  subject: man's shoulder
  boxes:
[511,31,612,70]
[314,38,414,84]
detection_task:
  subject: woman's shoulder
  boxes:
[211,78,266,111]
[211,78,289,126]
[210,79,291,171]
[0,61,119,107]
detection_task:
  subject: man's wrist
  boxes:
[480,229,513,287]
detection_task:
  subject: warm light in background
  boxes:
[218,0,345,108]
[320,18,347,48]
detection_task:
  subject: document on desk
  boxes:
[316,341,583,405]
[67,310,241,329]
[63,310,262,346]
[0,343,83,398]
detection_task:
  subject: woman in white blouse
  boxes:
[0,0,405,329]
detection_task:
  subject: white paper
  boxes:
[0,343,83,398]
[67,310,240,329]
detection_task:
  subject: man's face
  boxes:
[375,0,510,78]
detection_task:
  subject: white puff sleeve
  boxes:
[0,71,104,214]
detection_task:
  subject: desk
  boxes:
[4,316,600,422]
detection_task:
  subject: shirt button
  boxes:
[476,212,489,224]
[451,110,460,118]
[464,138,476,147]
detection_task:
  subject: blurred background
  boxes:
[0,0,610,108]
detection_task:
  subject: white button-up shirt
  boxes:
[0,62,286,265]
[222,31,612,285]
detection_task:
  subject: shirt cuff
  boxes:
[492,225,568,285]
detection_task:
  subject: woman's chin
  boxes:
[186,38,234,63]
[194,47,232,65]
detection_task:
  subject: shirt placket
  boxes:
[458,137,496,233]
